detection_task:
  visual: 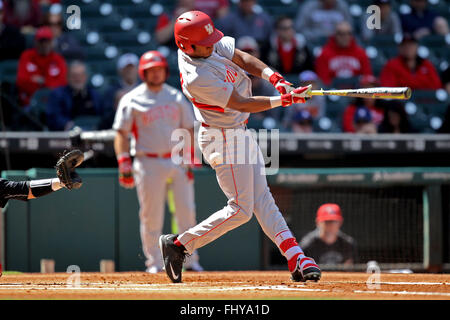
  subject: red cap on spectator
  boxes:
[35,26,53,40]
[316,203,343,222]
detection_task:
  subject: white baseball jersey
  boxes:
[113,83,195,155]
[178,36,250,128]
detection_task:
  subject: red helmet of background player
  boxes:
[316,203,343,223]
[138,50,169,81]
[174,10,223,55]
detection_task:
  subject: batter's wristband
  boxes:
[117,153,131,164]
[261,67,275,82]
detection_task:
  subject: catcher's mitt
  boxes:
[55,149,84,190]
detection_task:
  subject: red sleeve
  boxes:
[342,105,356,133]
[423,61,442,89]
[156,13,170,31]
[219,0,230,8]
[359,49,373,76]
[16,51,38,97]
[46,55,67,88]
[379,60,398,87]
[315,52,331,86]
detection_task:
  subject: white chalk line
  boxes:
[0,282,450,297]
[354,290,450,297]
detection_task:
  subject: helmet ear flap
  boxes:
[177,39,194,55]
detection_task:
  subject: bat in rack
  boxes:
[310,87,412,100]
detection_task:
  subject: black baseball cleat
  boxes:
[159,234,186,283]
[291,256,321,282]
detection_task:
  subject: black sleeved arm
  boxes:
[0,178,30,208]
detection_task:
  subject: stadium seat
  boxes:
[331,77,360,89]
[101,31,141,47]
[325,96,350,121]
[73,115,102,131]
[421,102,449,118]
[313,116,341,133]
[28,88,52,128]
[0,60,19,84]
[88,59,118,76]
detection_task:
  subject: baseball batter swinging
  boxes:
[159,11,321,283]
[113,50,203,273]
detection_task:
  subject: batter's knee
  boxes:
[229,201,253,223]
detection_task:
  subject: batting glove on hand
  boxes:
[117,154,135,189]
[281,84,312,107]
[269,72,295,94]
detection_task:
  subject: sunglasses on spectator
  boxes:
[49,21,63,26]
[278,24,294,30]
[336,31,352,36]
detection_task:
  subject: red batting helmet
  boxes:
[138,50,168,81]
[174,10,223,55]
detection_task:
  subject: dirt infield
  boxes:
[0,271,449,300]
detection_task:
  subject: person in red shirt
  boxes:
[16,26,67,106]
[267,15,314,75]
[379,34,442,90]
[315,21,373,86]
[2,0,41,34]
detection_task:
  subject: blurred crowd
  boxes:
[1,0,450,133]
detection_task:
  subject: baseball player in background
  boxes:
[113,50,203,273]
[159,11,321,283]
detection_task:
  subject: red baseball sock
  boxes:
[174,238,182,247]
[275,230,307,272]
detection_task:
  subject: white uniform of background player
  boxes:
[159,11,320,283]
[113,51,202,273]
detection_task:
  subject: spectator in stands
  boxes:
[377,100,414,133]
[16,26,67,106]
[155,0,196,49]
[400,0,449,39]
[2,0,41,34]
[360,0,402,41]
[379,34,442,90]
[43,4,85,61]
[195,0,229,20]
[294,0,352,42]
[342,75,384,133]
[300,203,357,265]
[99,53,140,130]
[267,15,314,75]
[283,71,326,129]
[315,21,373,86]
[215,0,273,59]
[353,107,377,134]
[46,61,102,131]
[291,110,314,134]
[0,0,26,61]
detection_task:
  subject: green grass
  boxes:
[1,271,24,275]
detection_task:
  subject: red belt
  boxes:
[201,119,248,128]
[145,152,172,158]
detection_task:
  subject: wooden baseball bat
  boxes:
[310,87,412,100]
